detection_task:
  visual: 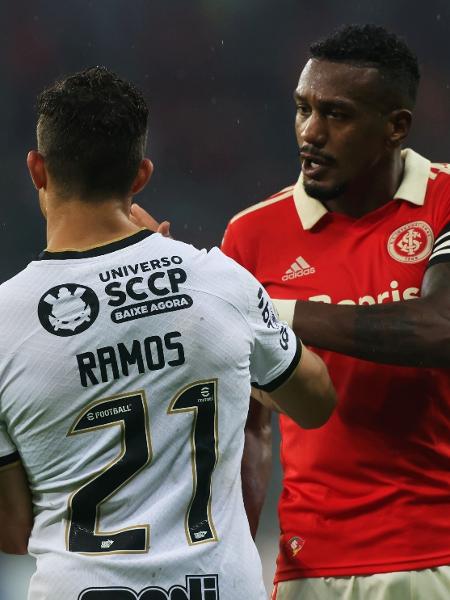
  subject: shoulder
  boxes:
[0,265,37,350]
[222,185,296,267]
[400,150,450,223]
[184,246,260,320]
[0,264,35,305]
[228,185,295,229]
[146,234,202,259]
[188,245,252,288]
[429,162,450,191]
[426,162,450,227]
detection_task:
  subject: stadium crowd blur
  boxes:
[0,0,449,597]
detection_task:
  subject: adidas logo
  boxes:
[282,256,316,281]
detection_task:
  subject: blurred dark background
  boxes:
[0,0,449,597]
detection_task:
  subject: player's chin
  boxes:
[302,178,346,202]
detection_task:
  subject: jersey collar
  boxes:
[293,148,431,230]
[38,229,153,260]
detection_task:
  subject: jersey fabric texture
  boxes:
[0,229,300,600]
[221,149,450,581]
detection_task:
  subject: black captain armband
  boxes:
[251,337,302,393]
[428,222,450,267]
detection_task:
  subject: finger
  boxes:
[158,221,171,238]
[130,203,161,231]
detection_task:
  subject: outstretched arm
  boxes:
[0,461,33,554]
[253,342,336,429]
[275,262,450,368]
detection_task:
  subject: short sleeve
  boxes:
[428,222,450,267]
[0,419,19,469]
[243,272,302,392]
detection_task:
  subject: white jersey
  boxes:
[0,230,300,600]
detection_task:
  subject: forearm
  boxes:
[0,516,30,554]
[293,297,450,367]
[241,402,272,538]
[0,463,33,554]
[0,501,32,555]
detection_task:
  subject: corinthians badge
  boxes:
[38,284,99,336]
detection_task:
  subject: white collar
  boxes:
[293,148,431,230]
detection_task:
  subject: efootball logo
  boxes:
[38,284,99,337]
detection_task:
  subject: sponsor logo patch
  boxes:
[387,221,434,263]
[79,574,220,599]
[104,266,193,323]
[110,294,193,323]
[282,256,315,281]
[257,287,290,350]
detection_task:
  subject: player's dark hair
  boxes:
[309,25,420,109]
[37,66,149,200]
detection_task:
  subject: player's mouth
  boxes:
[300,150,335,179]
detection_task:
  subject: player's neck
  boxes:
[323,151,404,219]
[45,195,142,252]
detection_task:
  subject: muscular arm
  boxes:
[0,461,33,554]
[287,262,450,367]
[241,399,272,539]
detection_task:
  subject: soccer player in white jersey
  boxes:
[0,67,335,600]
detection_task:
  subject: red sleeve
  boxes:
[221,217,259,275]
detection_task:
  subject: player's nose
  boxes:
[299,111,327,148]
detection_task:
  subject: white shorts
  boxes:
[272,566,450,600]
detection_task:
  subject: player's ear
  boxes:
[131,158,153,196]
[386,109,412,149]
[27,151,47,190]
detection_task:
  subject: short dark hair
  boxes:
[37,66,149,200]
[310,25,420,109]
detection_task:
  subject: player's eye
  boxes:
[296,104,311,116]
[328,109,348,120]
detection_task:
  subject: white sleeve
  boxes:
[0,419,19,469]
[244,272,301,392]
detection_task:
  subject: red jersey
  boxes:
[221,149,450,580]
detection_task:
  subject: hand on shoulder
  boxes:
[130,203,171,238]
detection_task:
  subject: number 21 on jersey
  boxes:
[66,380,219,554]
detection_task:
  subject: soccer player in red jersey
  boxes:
[221,24,450,600]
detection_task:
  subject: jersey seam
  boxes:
[229,190,294,225]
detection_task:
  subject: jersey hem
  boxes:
[0,451,20,470]
[274,553,450,582]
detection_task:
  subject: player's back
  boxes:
[0,230,269,600]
